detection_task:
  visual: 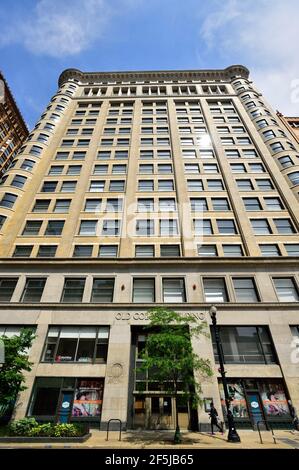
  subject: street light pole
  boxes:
[209,305,241,443]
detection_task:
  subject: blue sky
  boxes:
[1,0,298,130]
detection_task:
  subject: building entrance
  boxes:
[133,395,189,430]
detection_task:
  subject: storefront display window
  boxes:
[219,381,249,418]
[72,379,103,417]
[260,381,289,417]
[28,377,104,421]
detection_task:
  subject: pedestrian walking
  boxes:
[288,400,299,433]
[209,401,223,435]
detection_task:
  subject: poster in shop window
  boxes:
[259,382,289,416]
[72,379,104,417]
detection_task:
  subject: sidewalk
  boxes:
[0,429,299,449]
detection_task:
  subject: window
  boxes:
[67,165,81,175]
[187,180,203,191]
[249,163,265,173]
[197,245,217,257]
[159,198,176,212]
[233,278,259,302]
[0,278,18,302]
[21,278,46,302]
[256,179,273,191]
[84,199,101,212]
[79,220,97,235]
[194,219,212,234]
[29,145,42,156]
[157,150,171,159]
[13,245,33,257]
[102,220,120,235]
[22,221,42,236]
[97,151,111,160]
[112,164,127,174]
[42,326,109,363]
[217,219,237,234]
[60,181,75,192]
[158,164,172,174]
[0,193,17,208]
[140,150,153,159]
[158,180,174,191]
[259,244,280,256]
[236,179,253,191]
[73,151,86,160]
[288,172,299,186]
[270,142,284,153]
[0,215,7,231]
[138,180,154,191]
[54,199,71,213]
[41,181,57,192]
[243,149,258,158]
[45,220,64,236]
[203,278,228,302]
[274,218,295,234]
[89,180,105,192]
[160,245,180,257]
[278,156,293,168]
[230,164,246,173]
[223,245,243,257]
[243,197,262,211]
[55,152,69,160]
[251,219,271,235]
[225,149,240,159]
[73,245,93,257]
[185,164,200,174]
[21,159,35,171]
[211,326,277,364]
[203,164,218,174]
[11,175,27,188]
[273,278,299,302]
[160,219,178,236]
[37,245,57,257]
[264,197,283,211]
[93,165,108,175]
[137,198,154,212]
[136,219,154,236]
[285,244,299,256]
[98,245,118,258]
[61,278,85,302]
[48,165,63,176]
[109,180,125,192]
[162,278,186,303]
[212,198,230,211]
[182,149,196,159]
[135,245,154,257]
[90,278,115,303]
[133,279,155,302]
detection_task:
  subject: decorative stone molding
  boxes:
[58,65,250,87]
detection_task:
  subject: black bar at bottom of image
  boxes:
[0,448,297,469]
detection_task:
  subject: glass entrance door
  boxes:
[57,391,73,423]
[247,392,265,427]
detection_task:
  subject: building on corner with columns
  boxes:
[0,65,299,431]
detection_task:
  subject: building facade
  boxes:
[277,112,299,144]
[0,65,299,430]
[0,71,28,177]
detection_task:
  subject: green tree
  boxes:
[0,329,36,415]
[138,307,213,443]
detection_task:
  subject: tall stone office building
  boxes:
[0,71,28,177]
[0,65,299,430]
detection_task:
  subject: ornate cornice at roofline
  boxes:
[58,65,250,87]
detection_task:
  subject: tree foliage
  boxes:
[139,307,213,409]
[0,329,36,406]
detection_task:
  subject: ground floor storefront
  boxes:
[219,378,293,429]
[27,377,104,425]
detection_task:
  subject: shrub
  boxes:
[8,419,87,437]
[9,417,38,436]
[28,423,53,437]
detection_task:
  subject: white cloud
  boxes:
[199,0,299,115]
[0,0,121,58]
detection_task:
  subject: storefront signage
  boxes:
[115,312,205,321]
